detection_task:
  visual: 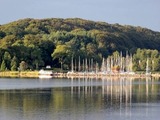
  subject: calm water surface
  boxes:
[0,77,160,120]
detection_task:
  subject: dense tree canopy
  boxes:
[133,49,160,71]
[0,18,160,71]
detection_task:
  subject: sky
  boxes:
[0,0,160,32]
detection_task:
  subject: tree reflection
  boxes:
[0,77,159,120]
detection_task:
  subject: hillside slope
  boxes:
[0,18,160,69]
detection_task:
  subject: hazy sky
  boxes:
[0,0,159,32]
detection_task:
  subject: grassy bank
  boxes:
[0,71,39,78]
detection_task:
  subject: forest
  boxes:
[0,18,160,71]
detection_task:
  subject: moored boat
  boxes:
[38,69,53,78]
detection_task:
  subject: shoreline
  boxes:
[0,71,160,78]
[0,71,39,78]
[66,72,160,79]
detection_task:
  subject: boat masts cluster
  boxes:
[70,52,134,74]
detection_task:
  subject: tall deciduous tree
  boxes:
[52,44,69,70]
[3,51,11,70]
[19,61,28,71]
[0,60,6,71]
[11,56,18,71]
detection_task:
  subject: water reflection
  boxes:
[70,77,156,103]
[0,77,160,120]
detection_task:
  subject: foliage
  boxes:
[11,56,18,71]
[19,61,28,71]
[0,60,6,71]
[133,49,160,71]
[0,18,160,71]
[3,51,11,70]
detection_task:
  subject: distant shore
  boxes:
[0,71,160,78]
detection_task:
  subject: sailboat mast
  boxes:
[146,58,149,74]
[71,57,74,72]
[78,56,81,72]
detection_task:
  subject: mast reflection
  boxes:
[70,76,154,105]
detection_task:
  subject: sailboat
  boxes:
[67,57,74,74]
[146,58,151,76]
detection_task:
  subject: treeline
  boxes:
[133,49,160,71]
[0,18,160,71]
[108,49,160,72]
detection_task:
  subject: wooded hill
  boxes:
[0,18,160,71]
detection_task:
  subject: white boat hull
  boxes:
[39,75,53,79]
[38,69,53,79]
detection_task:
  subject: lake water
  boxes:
[0,77,160,120]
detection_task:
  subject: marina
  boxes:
[0,0,159,120]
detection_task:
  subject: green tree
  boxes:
[0,31,6,39]
[11,56,18,71]
[86,43,97,58]
[38,39,54,67]
[0,60,6,71]
[52,44,68,70]
[133,49,160,71]
[30,47,43,70]
[19,61,28,71]
[0,35,16,49]
[3,51,11,70]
